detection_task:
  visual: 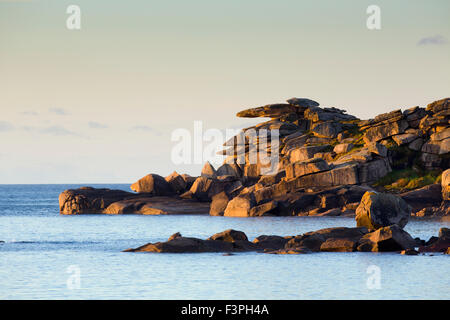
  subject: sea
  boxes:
[0,184,449,300]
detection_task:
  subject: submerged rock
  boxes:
[124,230,257,253]
[59,187,210,215]
[123,225,431,255]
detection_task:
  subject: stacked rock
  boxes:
[59,97,449,219]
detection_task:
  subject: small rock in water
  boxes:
[401,248,419,255]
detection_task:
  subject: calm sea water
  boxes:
[0,184,449,300]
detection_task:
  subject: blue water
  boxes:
[0,184,449,300]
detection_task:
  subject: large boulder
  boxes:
[59,187,136,214]
[187,176,238,201]
[216,163,241,178]
[201,161,217,178]
[165,171,187,194]
[355,191,411,230]
[357,225,417,252]
[130,174,173,195]
[207,229,248,242]
[223,195,255,217]
[442,169,450,201]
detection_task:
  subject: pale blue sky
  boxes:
[0,0,449,183]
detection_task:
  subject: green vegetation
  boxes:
[374,168,442,192]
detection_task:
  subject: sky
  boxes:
[0,0,449,184]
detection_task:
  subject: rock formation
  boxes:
[59,97,449,218]
[355,191,411,230]
[125,225,450,254]
[59,187,210,215]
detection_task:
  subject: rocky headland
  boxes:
[59,97,449,219]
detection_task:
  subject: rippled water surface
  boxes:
[0,184,449,299]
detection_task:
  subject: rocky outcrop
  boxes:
[355,192,410,230]
[214,97,447,217]
[59,97,449,217]
[103,197,210,215]
[124,230,258,253]
[165,171,187,194]
[209,191,229,216]
[357,225,417,252]
[201,161,217,178]
[206,229,248,242]
[125,225,428,255]
[59,187,210,215]
[59,187,137,215]
[125,224,448,255]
